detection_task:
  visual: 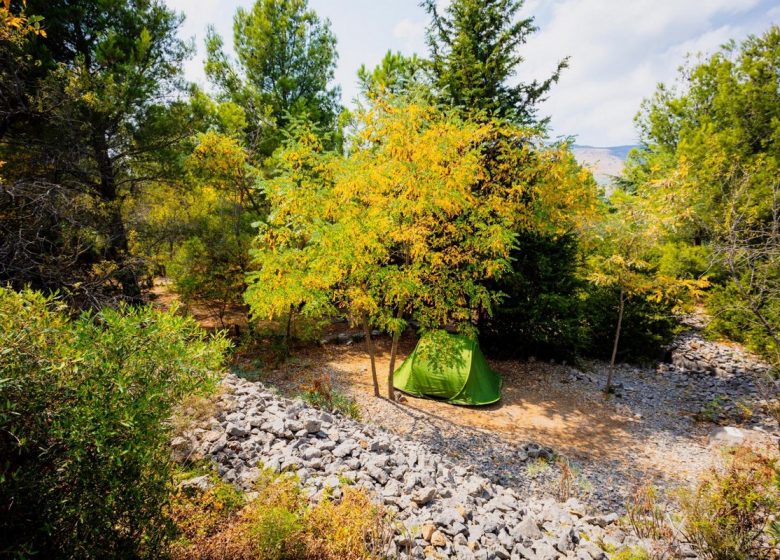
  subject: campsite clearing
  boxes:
[247,329,778,512]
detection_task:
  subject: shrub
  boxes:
[612,547,653,560]
[580,285,679,362]
[305,487,394,560]
[168,207,254,328]
[168,471,245,553]
[656,241,716,282]
[706,281,780,368]
[299,373,361,420]
[677,446,780,560]
[169,469,392,560]
[625,485,674,542]
[0,287,229,558]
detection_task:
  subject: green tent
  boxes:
[393,332,502,406]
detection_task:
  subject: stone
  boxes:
[333,440,357,458]
[303,418,322,433]
[302,446,322,461]
[515,514,542,540]
[412,486,437,506]
[268,418,287,437]
[174,373,647,560]
[178,474,212,492]
[209,435,227,454]
[534,540,560,560]
[367,465,389,485]
[170,436,192,462]
[708,426,746,447]
[585,513,618,528]
[421,523,436,541]
[555,529,575,552]
[226,423,247,438]
[430,530,447,547]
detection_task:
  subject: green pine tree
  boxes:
[423,0,567,126]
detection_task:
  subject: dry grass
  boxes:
[168,470,394,560]
[170,389,224,438]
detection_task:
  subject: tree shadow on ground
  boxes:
[262,332,718,507]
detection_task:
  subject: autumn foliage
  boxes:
[245,97,597,396]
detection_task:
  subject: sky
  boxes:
[164,0,780,147]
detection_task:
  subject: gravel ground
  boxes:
[257,325,779,514]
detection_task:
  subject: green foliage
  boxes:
[583,188,707,379]
[423,0,567,125]
[299,383,361,420]
[656,241,716,281]
[0,287,229,558]
[0,0,192,303]
[707,279,780,362]
[696,395,728,424]
[676,447,780,560]
[168,212,253,326]
[631,25,780,368]
[611,547,652,560]
[625,485,671,541]
[205,0,341,157]
[580,285,679,362]
[246,97,596,395]
[481,233,584,359]
[357,50,429,99]
[169,469,392,560]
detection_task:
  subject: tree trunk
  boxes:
[387,306,404,400]
[92,128,141,302]
[363,315,380,397]
[606,288,625,394]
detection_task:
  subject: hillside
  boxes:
[572,144,637,191]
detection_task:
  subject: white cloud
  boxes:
[393,18,426,52]
[517,0,771,145]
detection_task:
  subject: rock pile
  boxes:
[668,331,773,379]
[175,374,638,560]
[662,330,777,429]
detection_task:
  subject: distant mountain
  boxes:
[571,144,638,191]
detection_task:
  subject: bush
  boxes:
[168,207,254,327]
[656,241,717,281]
[677,446,780,560]
[580,285,679,362]
[305,487,394,560]
[706,281,780,367]
[612,547,652,560]
[0,287,229,558]
[169,469,392,560]
[299,373,361,420]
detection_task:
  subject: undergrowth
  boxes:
[168,468,393,560]
[298,373,361,420]
[625,446,780,560]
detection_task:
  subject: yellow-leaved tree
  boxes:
[585,176,709,393]
[247,96,600,398]
[248,100,514,397]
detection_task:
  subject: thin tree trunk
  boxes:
[387,305,404,400]
[606,288,625,394]
[363,314,380,397]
